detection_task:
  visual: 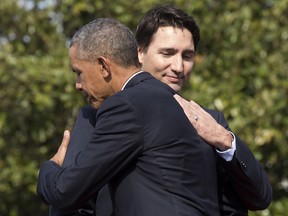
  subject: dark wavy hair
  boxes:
[136,5,200,52]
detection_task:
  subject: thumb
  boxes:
[61,130,70,149]
[50,130,70,166]
[58,130,70,154]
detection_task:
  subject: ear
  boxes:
[97,56,110,78]
[137,47,144,64]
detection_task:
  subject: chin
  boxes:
[91,104,100,109]
[90,100,100,109]
[168,84,181,92]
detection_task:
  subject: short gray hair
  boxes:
[71,18,139,67]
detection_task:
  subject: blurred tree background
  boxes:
[0,0,287,215]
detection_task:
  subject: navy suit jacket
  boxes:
[53,109,272,216]
[37,72,221,216]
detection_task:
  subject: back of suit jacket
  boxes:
[37,72,220,216]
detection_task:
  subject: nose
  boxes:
[75,76,82,91]
[170,55,184,73]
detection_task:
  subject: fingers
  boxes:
[174,94,189,107]
[189,99,201,109]
[174,94,198,124]
[174,94,199,115]
[174,94,191,113]
[174,95,229,148]
[189,99,206,117]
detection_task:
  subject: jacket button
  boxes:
[241,161,247,169]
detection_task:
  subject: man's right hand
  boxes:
[50,130,70,166]
[174,94,232,151]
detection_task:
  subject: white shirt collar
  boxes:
[121,71,144,90]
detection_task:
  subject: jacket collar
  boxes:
[124,71,155,89]
[124,71,177,95]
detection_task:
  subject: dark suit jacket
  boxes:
[207,110,272,215]
[89,108,272,216]
[37,72,221,216]
[62,110,272,216]
[45,73,272,216]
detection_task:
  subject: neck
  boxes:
[112,66,141,92]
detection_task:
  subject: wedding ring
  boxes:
[194,114,199,121]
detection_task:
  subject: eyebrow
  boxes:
[159,48,176,52]
[70,66,79,73]
[158,48,195,57]
[159,47,195,53]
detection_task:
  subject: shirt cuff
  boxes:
[216,131,236,161]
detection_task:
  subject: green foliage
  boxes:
[0,50,84,215]
[0,0,287,215]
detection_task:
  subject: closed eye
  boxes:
[71,67,82,76]
[161,51,175,57]
[183,51,195,61]
[159,48,176,57]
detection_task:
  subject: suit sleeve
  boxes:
[49,106,101,216]
[214,111,272,210]
[37,95,143,211]
[63,105,97,167]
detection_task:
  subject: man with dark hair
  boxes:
[136,5,272,215]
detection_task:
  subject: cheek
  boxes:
[145,60,165,78]
[184,62,193,77]
[142,53,163,69]
[83,76,97,94]
[148,57,169,75]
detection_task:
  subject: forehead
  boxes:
[69,46,86,72]
[68,46,78,70]
[69,46,76,65]
[69,46,77,61]
[149,26,194,51]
